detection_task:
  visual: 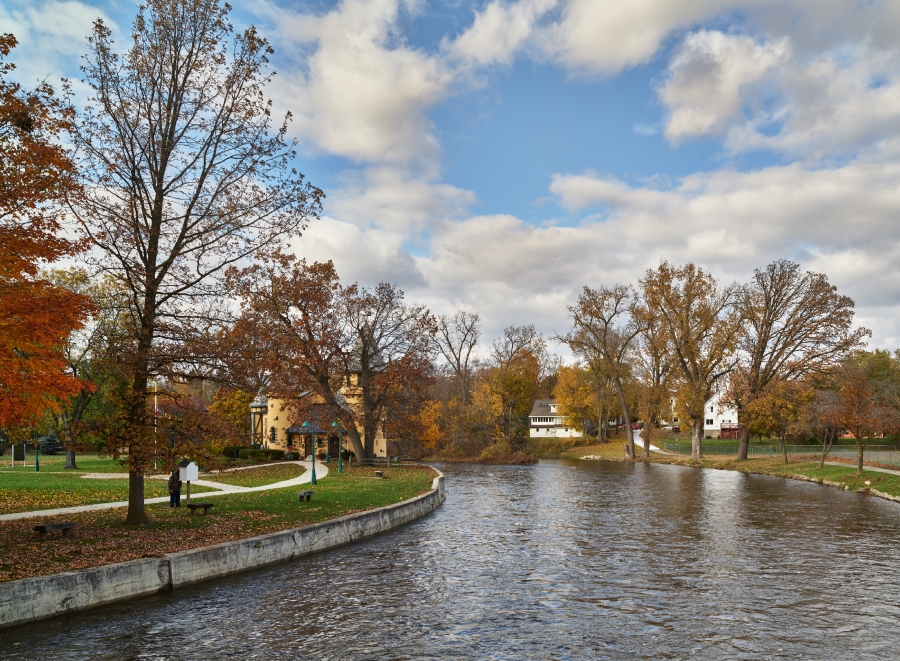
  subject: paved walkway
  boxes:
[825,461,900,477]
[0,460,328,522]
[634,431,675,455]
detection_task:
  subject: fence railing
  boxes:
[662,442,900,467]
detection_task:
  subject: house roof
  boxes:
[529,399,555,417]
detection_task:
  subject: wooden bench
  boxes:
[374,471,383,478]
[186,503,214,516]
[34,522,76,541]
[297,490,314,502]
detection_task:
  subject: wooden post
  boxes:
[186,481,191,505]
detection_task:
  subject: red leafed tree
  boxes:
[0,34,94,432]
[227,255,437,459]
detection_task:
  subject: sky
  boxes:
[5,0,900,357]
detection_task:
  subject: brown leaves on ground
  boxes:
[0,479,172,515]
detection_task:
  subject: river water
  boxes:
[2,460,900,660]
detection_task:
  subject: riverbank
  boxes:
[562,443,900,500]
[0,467,444,630]
[0,465,437,582]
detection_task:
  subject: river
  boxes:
[2,459,899,659]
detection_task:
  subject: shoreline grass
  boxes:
[561,443,900,500]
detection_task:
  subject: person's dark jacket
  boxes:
[168,472,183,493]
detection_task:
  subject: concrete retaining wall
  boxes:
[0,471,444,629]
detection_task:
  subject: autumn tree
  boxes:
[230,257,436,460]
[435,311,480,405]
[564,285,641,459]
[207,387,253,445]
[631,297,673,461]
[0,35,94,436]
[70,1,323,523]
[836,351,900,474]
[228,258,364,457]
[490,325,545,439]
[743,379,813,464]
[43,268,132,468]
[641,263,740,459]
[798,385,843,469]
[731,260,868,460]
[553,364,596,434]
[344,282,437,458]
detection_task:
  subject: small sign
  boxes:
[178,459,199,482]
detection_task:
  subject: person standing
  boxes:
[168,468,182,508]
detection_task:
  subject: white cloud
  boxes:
[327,166,477,232]
[660,31,789,142]
[261,0,452,166]
[728,45,900,160]
[658,28,900,160]
[539,0,736,74]
[541,163,900,346]
[447,0,557,68]
[288,216,427,289]
[0,0,116,90]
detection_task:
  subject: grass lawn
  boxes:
[649,454,900,498]
[207,463,305,487]
[1,452,128,473]
[0,465,437,582]
[0,471,215,515]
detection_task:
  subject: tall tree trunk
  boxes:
[642,415,654,462]
[691,415,704,460]
[856,436,864,475]
[613,376,634,460]
[780,435,788,464]
[65,448,78,470]
[124,319,153,525]
[737,423,750,461]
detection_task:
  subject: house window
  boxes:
[706,418,713,425]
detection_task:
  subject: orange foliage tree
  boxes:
[0,34,93,434]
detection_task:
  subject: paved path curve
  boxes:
[0,460,328,522]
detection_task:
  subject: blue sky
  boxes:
[5,0,900,353]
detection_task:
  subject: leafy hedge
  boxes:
[237,448,285,461]
[223,445,250,458]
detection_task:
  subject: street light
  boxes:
[249,389,268,447]
[301,420,316,485]
[332,420,343,473]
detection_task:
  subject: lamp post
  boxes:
[249,390,268,448]
[302,420,316,485]
[332,420,343,473]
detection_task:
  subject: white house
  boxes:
[529,399,584,438]
[669,391,739,438]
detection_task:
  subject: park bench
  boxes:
[186,503,214,516]
[297,490,314,502]
[34,522,76,541]
[374,471,383,478]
